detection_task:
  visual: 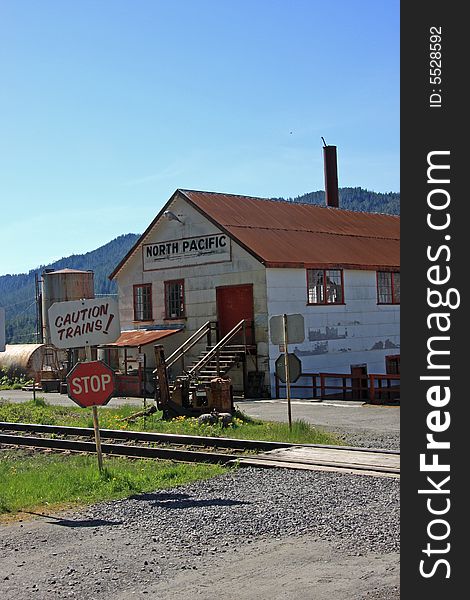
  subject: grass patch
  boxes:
[0,398,344,446]
[0,399,343,517]
[0,451,226,516]
[0,370,33,390]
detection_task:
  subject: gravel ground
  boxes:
[0,466,399,600]
[323,426,401,451]
[78,467,400,554]
[0,397,400,599]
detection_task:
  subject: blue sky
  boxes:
[0,0,399,276]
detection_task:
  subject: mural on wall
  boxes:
[308,326,348,341]
[294,342,329,356]
[292,336,400,357]
[370,339,400,350]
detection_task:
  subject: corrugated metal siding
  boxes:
[182,190,398,235]
[101,329,180,348]
[228,229,400,269]
[181,190,400,269]
[0,344,65,377]
[0,344,44,373]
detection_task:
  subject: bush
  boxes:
[0,368,33,390]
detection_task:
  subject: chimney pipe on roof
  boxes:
[322,140,339,208]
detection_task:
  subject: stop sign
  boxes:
[275,353,302,383]
[67,360,115,408]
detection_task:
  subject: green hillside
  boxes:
[0,234,140,344]
[272,187,400,215]
[1,187,400,344]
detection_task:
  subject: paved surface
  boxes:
[0,389,147,409]
[0,389,400,435]
[237,398,399,434]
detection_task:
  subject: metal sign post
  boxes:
[282,314,292,430]
[270,313,305,430]
[137,352,147,410]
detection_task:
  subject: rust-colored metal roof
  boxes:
[109,189,400,278]
[100,329,181,348]
[180,190,400,269]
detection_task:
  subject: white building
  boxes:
[109,189,400,398]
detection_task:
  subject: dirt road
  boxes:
[0,468,399,600]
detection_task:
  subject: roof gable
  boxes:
[110,189,400,279]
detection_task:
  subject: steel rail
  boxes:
[0,432,400,475]
[0,426,400,475]
[0,433,400,476]
[187,319,246,375]
[0,433,238,464]
[0,421,400,455]
[0,422,291,451]
[164,320,214,370]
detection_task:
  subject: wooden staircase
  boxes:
[164,320,256,386]
[187,345,247,383]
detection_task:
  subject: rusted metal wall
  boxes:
[0,344,65,378]
[323,145,339,208]
[181,190,400,270]
[41,269,94,344]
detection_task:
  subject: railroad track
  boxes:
[0,422,400,478]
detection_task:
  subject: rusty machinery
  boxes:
[153,345,234,419]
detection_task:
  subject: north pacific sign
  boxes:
[143,233,231,270]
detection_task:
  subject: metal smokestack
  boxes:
[322,139,339,208]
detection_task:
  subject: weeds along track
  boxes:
[0,422,400,476]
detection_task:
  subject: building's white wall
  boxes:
[115,193,269,390]
[266,268,400,397]
[115,194,399,398]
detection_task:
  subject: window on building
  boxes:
[386,354,400,375]
[307,269,344,304]
[377,271,400,304]
[133,284,153,321]
[165,280,185,319]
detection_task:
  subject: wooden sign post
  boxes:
[50,297,120,473]
[269,313,305,430]
[282,314,293,430]
[66,350,116,472]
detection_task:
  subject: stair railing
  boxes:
[164,321,217,371]
[188,319,250,378]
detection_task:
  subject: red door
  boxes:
[216,284,254,344]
